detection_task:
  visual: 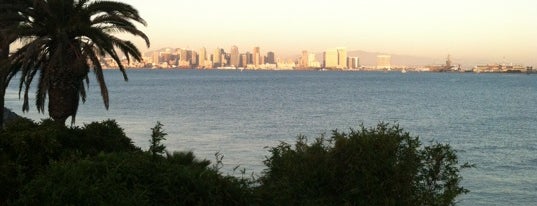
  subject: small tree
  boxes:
[148,121,167,157]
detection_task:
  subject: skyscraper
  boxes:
[213,48,222,67]
[308,53,320,68]
[191,51,198,67]
[266,51,275,64]
[230,45,240,67]
[324,48,338,68]
[337,47,347,69]
[152,51,160,66]
[301,50,309,68]
[253,47,261,68]
[198,47,206,68]
[324,47,348,69]
[347,57,359,69]
[240,53,248,68]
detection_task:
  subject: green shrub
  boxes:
[1,119,469,205]
[0,119,67,203]
[0,119,139,204]
[7,121,253,205]
[65,119,139,156]
[256,123,471,206]
[15,151,254,206]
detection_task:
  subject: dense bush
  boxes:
[0,118,138,204]
[1,119,470,205]
[256,123,471,206]
[1,119,253,205]
[14,151,254,206]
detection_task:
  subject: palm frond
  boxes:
[85,44,109,109]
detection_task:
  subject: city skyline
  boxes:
[120,0,537,65]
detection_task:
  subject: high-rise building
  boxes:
[240,54,247,68]
[324,48,338,68]
[324,47,348,69]
[213,48,222,67]
[253,47,261,68]
[160,51,171,63]
[180,49,191,62]
[191,51,198,66]
[301,50,309,68]
[230,45,240,67]
[152,51,160,66]
[242,52,253,67]
[266,51,275,64]
[347,57,360,69]
[178,49,192,68]
[198,47,207,68]
[337,47,347,69]
[222,53,229,67]
[377,55,391,69]
[308,53,320,68]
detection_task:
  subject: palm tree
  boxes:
[6,0,150,125]
[0,0,32,129]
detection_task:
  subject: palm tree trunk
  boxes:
[48,77,80,125]
[0,39,10,129]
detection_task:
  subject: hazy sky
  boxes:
[121,0,537,65]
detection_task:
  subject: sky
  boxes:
[121,0,537,65]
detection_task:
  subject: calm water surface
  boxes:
[6,70,537,205]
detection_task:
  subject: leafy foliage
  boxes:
[0,118,137,203]
[149,121,166,157]
[15,151,254,206]
[257,123,471,206]
[1,120,469,205]
[12,121,253,205]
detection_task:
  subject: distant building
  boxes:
[160,51,172,64]
[198,47,207,68]
[301,50,309,68]
[213,48,222,67]
[253,47,261,68]
[191,51,198,67]
[266,51,275,64]
[152,51,159,66]
[276,58,296,69]
[337,47,347,69]
[324,48,338,68]
[376,55,391,69]
[347,57,360,69]
[230,45,240,67]
[240,53,248,68]
[324,47,347,69]
[178,49,192,68]
[308,53,320,68]
[243,52,253,66]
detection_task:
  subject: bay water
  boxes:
[6,69,537,205]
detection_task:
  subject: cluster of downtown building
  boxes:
[103,46,363,70]
[101,45,533,73]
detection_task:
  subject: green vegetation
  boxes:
[256,123,472,205]
[0,119,470,205]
